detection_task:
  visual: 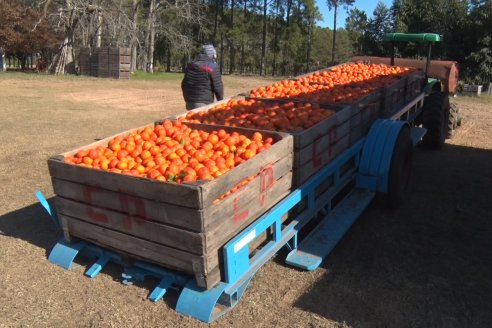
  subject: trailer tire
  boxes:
[385,126,413,209]
[422,92,449,149]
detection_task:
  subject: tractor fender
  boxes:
[357,119,410,193]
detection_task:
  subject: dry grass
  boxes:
[0,73,491,328]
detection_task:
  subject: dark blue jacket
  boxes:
[181,54,224,104]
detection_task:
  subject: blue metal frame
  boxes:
[38,94,427,323]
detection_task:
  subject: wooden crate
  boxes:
[290,90,381,185]
[176,91,381,187]
[48,122,293,289]
[405,70,426,103]
[381,76,407,117]
[77,47,131,80]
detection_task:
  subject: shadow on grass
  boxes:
[0,197,182,308]
[291,143,492,328]
[0,199,60,255]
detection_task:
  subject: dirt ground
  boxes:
[0,73,491,328]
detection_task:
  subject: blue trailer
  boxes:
[38,33,455,323]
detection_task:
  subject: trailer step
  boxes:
[285,188,375,270]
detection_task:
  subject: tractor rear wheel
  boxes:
[447,102,461,138]
[422,92,450,149]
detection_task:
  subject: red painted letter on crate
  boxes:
[259,165,274,207]
[83,186,109,223]
[119,194,148,231]
[233,197,249,223]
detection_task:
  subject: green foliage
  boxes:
[465,37,492,84]
[2,0,491,84]
[363,1,392,56]
[345,8,367,55]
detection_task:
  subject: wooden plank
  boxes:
[51,178,204,231]
[200,133,293,207]
[55,197,204,254]
[63,216,204,274]
[287,104,350,149]
[406,71,426,103]
[381,76,407,117]
[293,134,351,185]
[48,157,203,206]
[294,119,350,168]
[171,96,243,119]
[201,264,221,289]
[204,172,292,253]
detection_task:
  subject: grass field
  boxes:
[0,72,491,328]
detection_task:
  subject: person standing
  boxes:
[181,44,224,110]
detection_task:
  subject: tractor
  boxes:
[354,32,462,149]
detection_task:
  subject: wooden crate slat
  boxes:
[62,216,204,274]
[56,197,204,254]
[201,135,292,206]
[204,172,292,253]
[49,159,202,208]
[381,76,407,117]
[294,119,350,167]
[293,134,351,185]
[51,178,204,231]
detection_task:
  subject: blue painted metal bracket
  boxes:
[285,188,375,270]
[35,191,60,227]
[48,239,192,304]
[357,119,408,193]
[222,138,366,287]
[48,239,87,270]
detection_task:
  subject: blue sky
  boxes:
[316,0,393,28]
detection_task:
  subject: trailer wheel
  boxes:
[385,126,413,209]
[422,92,449,149]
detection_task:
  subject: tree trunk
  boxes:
[131,0,139,72]
[166,44,171,72]
[306,15,313,73]
[332,4,337,64]
[148,0,157,73]
[271,0,280,76]
[96,11,102,48]
[213,0,220,42]
[240,0,247,74]
[49,1,79,75]
[260,0,267,76]
[282,0,292,76]
[228,0,235,75]
[220,33,224,74]
[143,0,156,72]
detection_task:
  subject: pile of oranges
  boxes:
[64,119,274,184]
[249,62,414,102]
[179,98,336,132]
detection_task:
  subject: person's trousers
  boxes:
[186,102,209,110]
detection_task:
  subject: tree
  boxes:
[0,0,60,68]
[326,0,354,64]
[465,0,492,83]
[364,1,392,56]
[345,8,367,55]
